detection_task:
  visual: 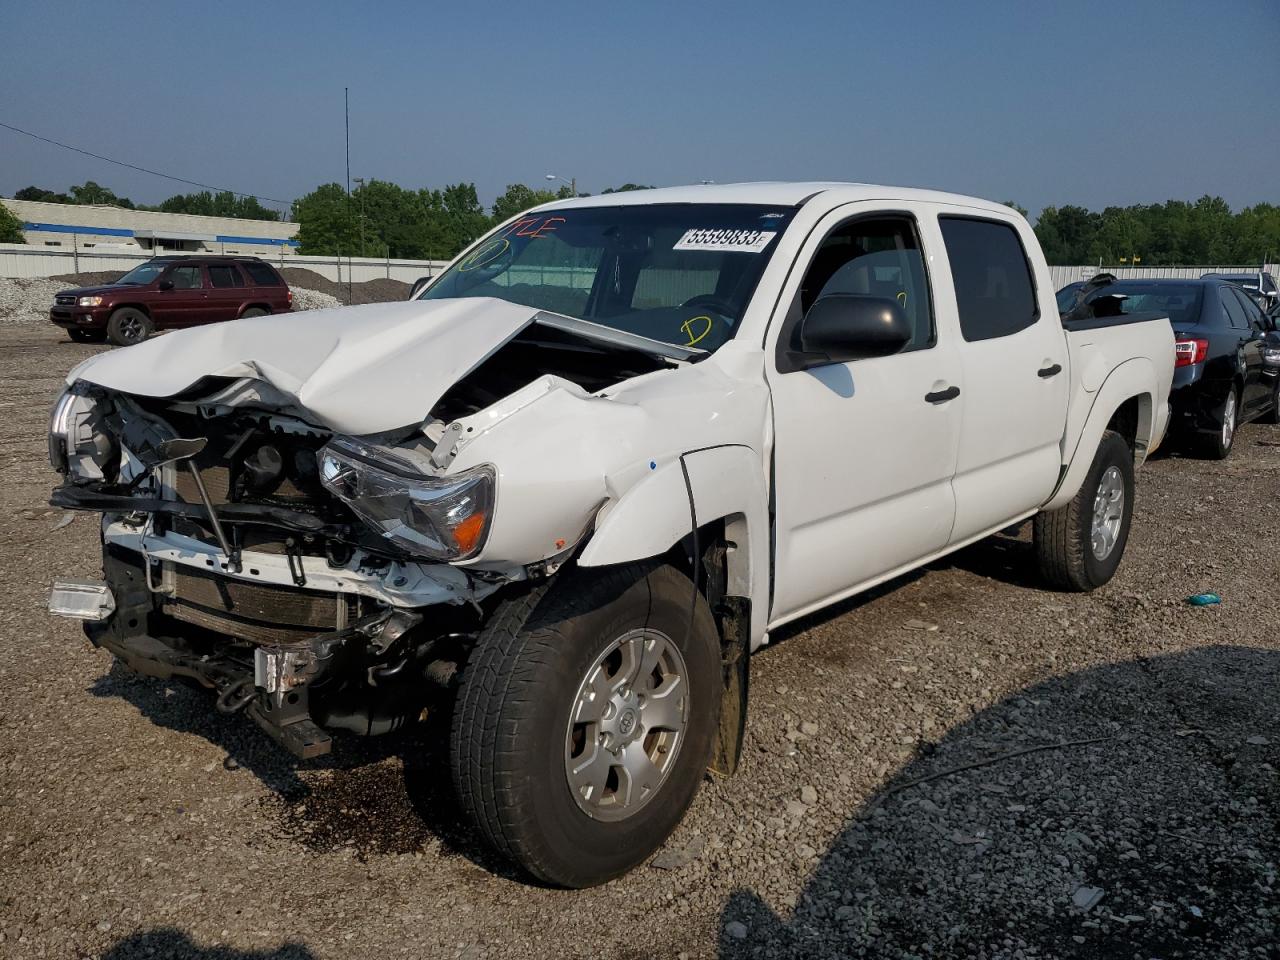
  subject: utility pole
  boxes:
[353,176,366,258]
[344,87,352,303]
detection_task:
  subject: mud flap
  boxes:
[709,596,749,777]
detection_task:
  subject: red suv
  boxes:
[50,256,293,346]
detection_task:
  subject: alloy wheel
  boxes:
[565,627,688,822]
[1091,464,1125,561]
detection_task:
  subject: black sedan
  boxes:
[1059,277,1280,458]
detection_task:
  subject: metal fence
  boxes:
[6,242,1276,298]
[1048,263,1279,290]
[0,243,447,284]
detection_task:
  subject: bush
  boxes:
[0,204,25,244]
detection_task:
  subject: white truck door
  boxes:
[766,208,963,625]
[935,215,1069,543]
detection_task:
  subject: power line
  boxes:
[0,120,292,208]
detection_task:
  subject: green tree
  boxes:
[291,183,361,256]
[157,190,280,221]
[1002,200,1029,218]
[0,203,25,243]
[440,183,489,253]
[68,181,134,208]
[491,183,560,222]
[601,183,654,193]
[14,185,73,204]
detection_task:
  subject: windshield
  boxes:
[114,261,167,286]
[1080,282,1204,326]
[420,203,796,352]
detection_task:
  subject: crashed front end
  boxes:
[47,378,508,758]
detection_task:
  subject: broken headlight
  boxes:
[318,439,495,561]
[49,382,117,479]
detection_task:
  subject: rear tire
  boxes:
[68,328,105,343]
[241,307,268,318]
[1034,429,1135,592]
[1259,380,1280,425]
[450,563,721,888]
[106,308,152,347]
[1195,384,1239,459]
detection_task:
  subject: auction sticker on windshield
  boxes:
[673,228,778,253]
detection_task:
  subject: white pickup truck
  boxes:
[48,183,1174,887]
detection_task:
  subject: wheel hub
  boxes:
[1090,464,1125,561]
[564,628,688,821]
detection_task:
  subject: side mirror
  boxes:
[1263,331,1280,366]
[157,278,174,291]
[408,275,432,300]
[783,295,912,372]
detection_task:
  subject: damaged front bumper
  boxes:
[53,530,479,759]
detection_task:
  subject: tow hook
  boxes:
[215,678,256,714]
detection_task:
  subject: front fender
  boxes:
[579,444,770,650]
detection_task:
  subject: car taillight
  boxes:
[287,290,293,305]
[1174,338,1208,367]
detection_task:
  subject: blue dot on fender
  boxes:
[649,460,657,470]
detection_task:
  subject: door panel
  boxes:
[936,216,1068,543]
[154,265,209,326]
[766,207,962,624]
[206,263,248,322]
[1230,287,1269,413]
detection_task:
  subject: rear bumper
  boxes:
[1170,377,1233,436]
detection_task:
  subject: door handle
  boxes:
[924,385,960,404]
[1038,363,1062,378]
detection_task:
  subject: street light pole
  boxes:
[545,173,576,196]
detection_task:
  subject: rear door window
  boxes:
[1231,286,1269,334]
[208,265,245,288]
[244,262,283,286]
[938,217,1038,341]
[1220,288,1249,330]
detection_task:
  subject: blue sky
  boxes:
[2,0,1277,219]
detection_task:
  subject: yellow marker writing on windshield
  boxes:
[457,237,510,272]
[681,315,714,347]
[897,291,907,307]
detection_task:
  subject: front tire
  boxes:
[1034,429,1135,592]
[106,308,152,347]
[450,563,721,887]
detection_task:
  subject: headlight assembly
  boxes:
[48,382,117,479]
[48,387,77,472]
[318,439,496,561]
[78,296,104,307]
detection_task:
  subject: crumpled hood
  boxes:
[72,298,539,434]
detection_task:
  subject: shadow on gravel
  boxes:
[720,645,1279,958]
[930,522,1047,590]
[103,928,313,959]
[89,662,516,876]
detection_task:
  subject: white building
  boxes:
[1,197,299,255]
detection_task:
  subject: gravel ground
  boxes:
[0,323,1276,959]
